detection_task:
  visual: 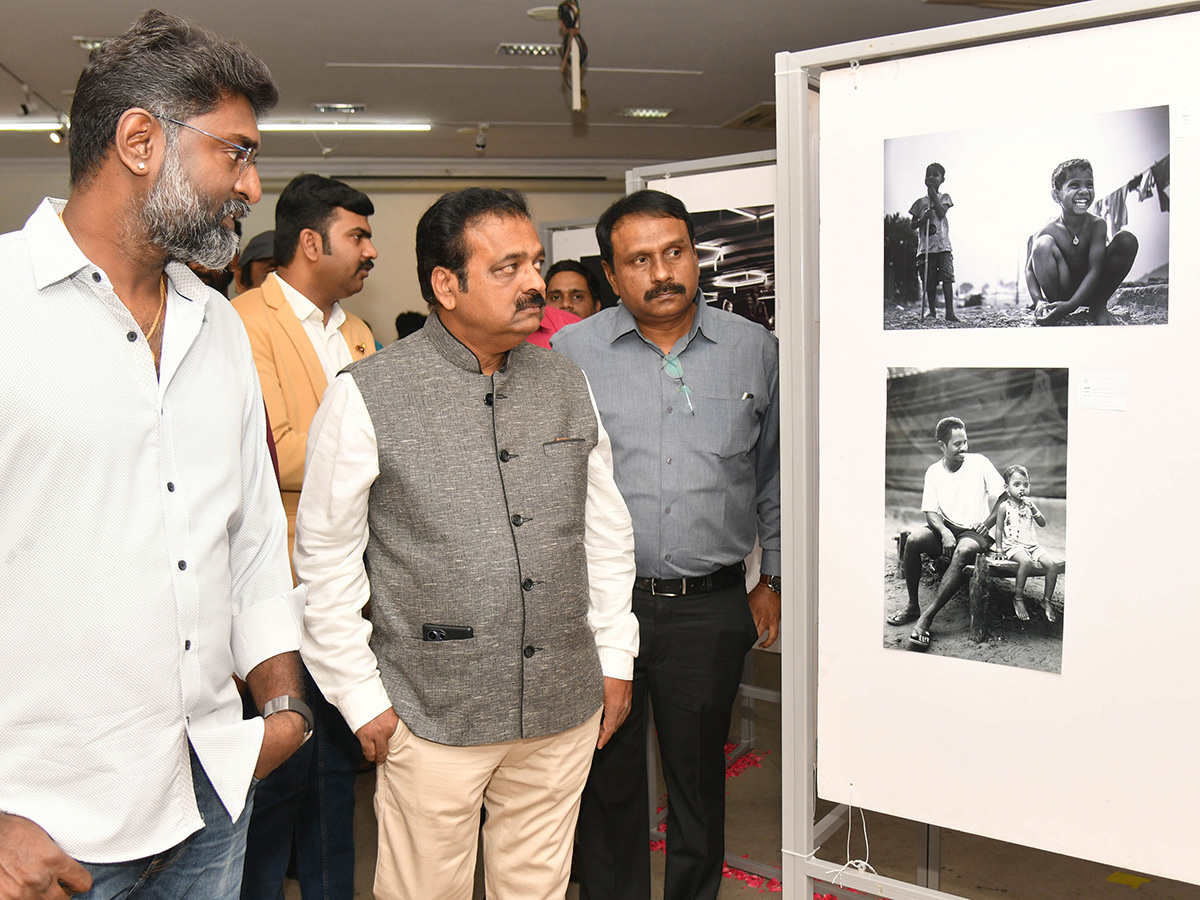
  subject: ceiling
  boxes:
[0,0,1035,180]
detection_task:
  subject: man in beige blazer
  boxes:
[234,174,377,557]
[232,173,377,900]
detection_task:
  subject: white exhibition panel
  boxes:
[644,164,776,212]
[548,225,600,266]
[816,11,1200,884]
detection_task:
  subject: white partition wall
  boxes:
[777,1,1200,897]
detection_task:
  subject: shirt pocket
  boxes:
[692,393,761,459]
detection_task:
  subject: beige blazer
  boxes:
[233,275,375,550]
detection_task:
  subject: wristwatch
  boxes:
[761,574,782,594]
[263,695,314,746]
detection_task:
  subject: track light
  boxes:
[19,85,37,116]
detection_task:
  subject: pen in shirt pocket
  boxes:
[741,392,754,400]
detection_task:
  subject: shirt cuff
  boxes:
[759,549,782,578]
[339,676,395,734]
[231,584,306,679]
[598,646,634,681]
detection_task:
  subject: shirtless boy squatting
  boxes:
[1027,158,1138,326]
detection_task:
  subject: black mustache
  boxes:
[644,282,686,303]
[516,292,545,311]
[358,260,374,273]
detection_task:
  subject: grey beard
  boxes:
[141,146,248,269]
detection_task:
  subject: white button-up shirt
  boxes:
[273,272,353,383]
[0,199,304,863]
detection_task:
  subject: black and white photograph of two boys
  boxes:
[883,367,1067,674]
[882,106,1169,329]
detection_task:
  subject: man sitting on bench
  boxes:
[888,416,1004,651]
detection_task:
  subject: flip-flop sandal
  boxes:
[908,629,931,651]
[887,609,919,626]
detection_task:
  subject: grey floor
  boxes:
[286,652,1198,899]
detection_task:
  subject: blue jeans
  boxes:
[77,744,254,900]
[240,667,360,900]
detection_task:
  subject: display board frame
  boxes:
[776,2,1200,898]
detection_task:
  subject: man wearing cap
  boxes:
[235,229,277,294]
[232,173,377,900]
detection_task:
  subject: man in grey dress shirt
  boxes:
[553,189,781,900]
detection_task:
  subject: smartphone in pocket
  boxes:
[422,624,474,642]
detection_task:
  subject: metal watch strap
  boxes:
[763,575,782,594]
[263,695,314,745]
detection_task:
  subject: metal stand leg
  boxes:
[918,824,942,891]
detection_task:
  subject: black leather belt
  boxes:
[634,563,745,597]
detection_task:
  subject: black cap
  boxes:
[240,230,275,265]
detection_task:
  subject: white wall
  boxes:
[0,166,72,233]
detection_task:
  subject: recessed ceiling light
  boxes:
[615,108,673,119]
[258,122,431,132]
[496,42,561,57]
[313,103,367,114]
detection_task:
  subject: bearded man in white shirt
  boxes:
[0,12,307,900]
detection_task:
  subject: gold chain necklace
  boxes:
[145,276,166,341]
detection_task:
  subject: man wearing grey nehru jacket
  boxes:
[296,187,638,900]
[554,188,782,900]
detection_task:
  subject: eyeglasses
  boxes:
[156,115,259,180]
[662,354,695,415]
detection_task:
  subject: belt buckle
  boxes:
[651,578,683,597]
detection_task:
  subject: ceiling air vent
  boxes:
[496,43,561,57]
[723,103,775,132]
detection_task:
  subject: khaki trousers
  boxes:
[373,708,602,900]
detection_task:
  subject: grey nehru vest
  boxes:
[346,311,602,745]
